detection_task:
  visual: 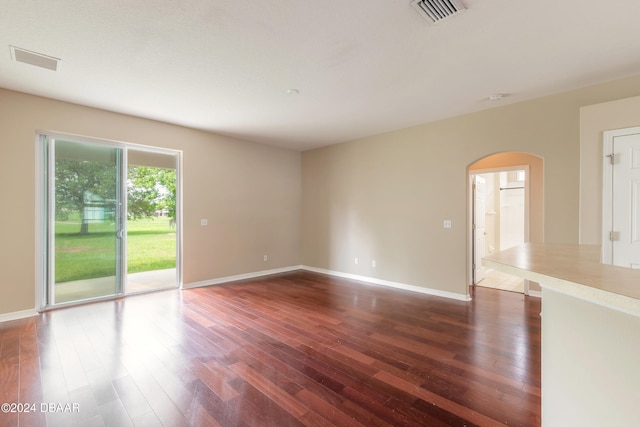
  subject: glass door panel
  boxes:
[126,149,178,293]
[49,139,124,304]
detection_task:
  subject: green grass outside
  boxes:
[55,216,176,282]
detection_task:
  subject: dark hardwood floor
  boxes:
[0,271,541,426]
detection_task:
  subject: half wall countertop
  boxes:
[483,243,640,317]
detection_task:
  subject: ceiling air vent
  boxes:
[10,46,60,71]
[410,0,466,23]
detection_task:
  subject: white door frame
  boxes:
[473,175,487,284]
[602,126,640,265]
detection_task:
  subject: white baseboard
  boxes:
[182,265,302,289]
[182,264,471,302]
[0,308,38,323]
[301,265,471,301]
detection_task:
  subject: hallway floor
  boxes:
[477,269,525,293]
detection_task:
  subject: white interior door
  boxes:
[474,175,486,283]
[607,131,640,268]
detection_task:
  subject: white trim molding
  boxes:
[182,266,302,289]
[182,265,471,301]
[301,266,471,301]
[0,309,38,323]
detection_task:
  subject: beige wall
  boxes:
[580,95,640,244]
[302,75,640,297]
[3,73,640,315]
[0,88,301,315]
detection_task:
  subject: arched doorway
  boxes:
[468,152,544,295]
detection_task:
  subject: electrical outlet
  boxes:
[355,257,359,265]
[263,255,268,262]
[443,220,452,229]
[372,260,376,268]
[200,219,208,226]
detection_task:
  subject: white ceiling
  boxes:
[2,0,640,151]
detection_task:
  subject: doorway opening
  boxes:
[473,168,527,293]
[468,152,544,296]
[37,132,181,309]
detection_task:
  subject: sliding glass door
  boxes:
[46,138,124,305]
[40,133,181,309]
[126,149,178,294]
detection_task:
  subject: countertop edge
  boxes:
[483,257,640,318]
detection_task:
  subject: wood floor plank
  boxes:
[191,359,240,403]
[0,271,541,426]
[229,361,311,420]
[294,388,367,427]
